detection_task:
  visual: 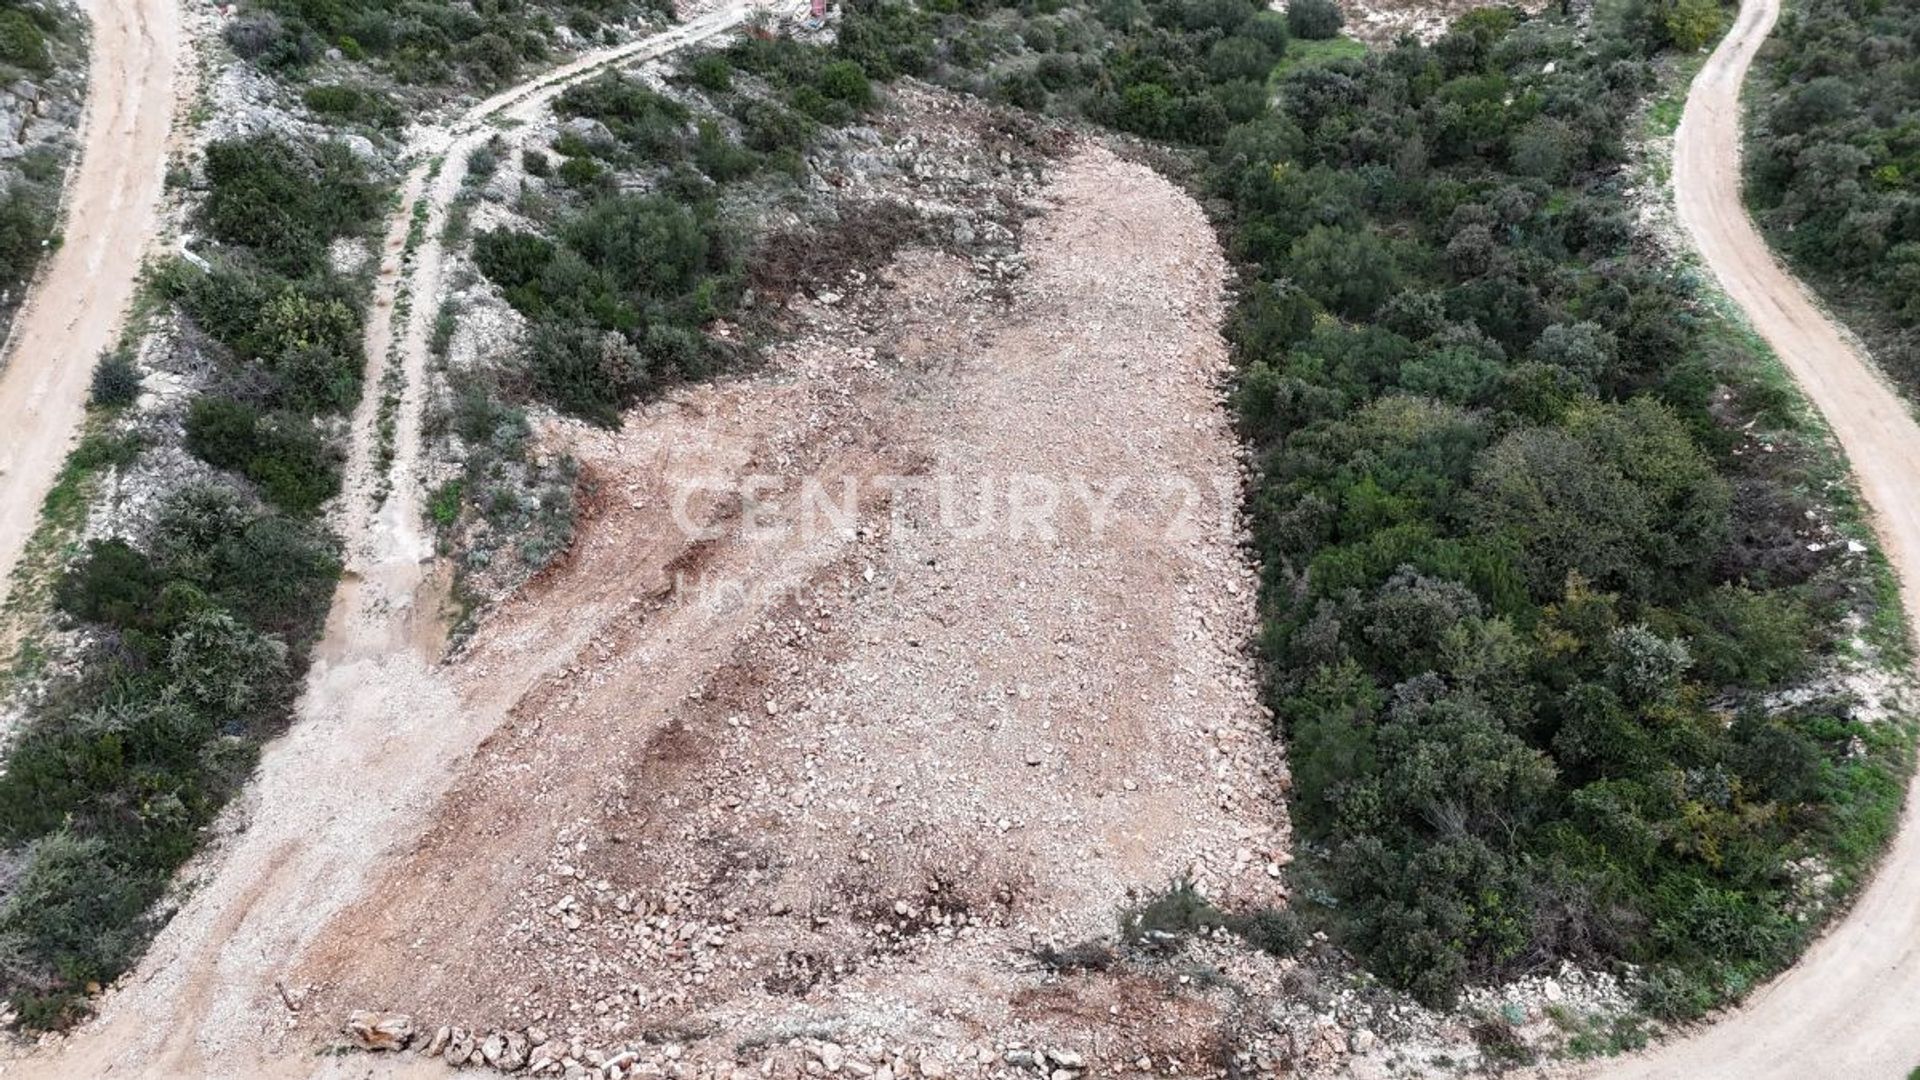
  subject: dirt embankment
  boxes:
[292,145,1284,1071]
[0,0,180,608]
[1578,0,1920,1076]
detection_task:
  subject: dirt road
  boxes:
[0,0,179,610]
[331,0,762,661]
[1589,1,1920,1075]
[3,9,756,1077]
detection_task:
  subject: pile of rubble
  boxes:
[348,1009,1133,1080]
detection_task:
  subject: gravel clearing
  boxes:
[289,144,1285,1072]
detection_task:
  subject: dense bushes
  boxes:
[0,483,338,1024]
[0,4,49,76]
[0,4,76,304]
[1748,0,1920,395]
[472,30,901,425]
[184,398,341,516]
[303,82,403,129]
[166,132,377,506]
[475,193,736,425]
[1193,2,1902,1017]
[229,0,657,86]
[88,351,142,409]
[1287,0,1343,40]
[868,0,1905,1019]
[202,135,381,278]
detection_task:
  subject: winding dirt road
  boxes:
[1593,0,1920,1075]
[0,0,179,610]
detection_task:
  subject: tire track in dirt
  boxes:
[329,0,762,661]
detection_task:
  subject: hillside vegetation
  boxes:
[0,0,1907,1040]
[1208,2,1903,1019]
[1748,0,1920,395]
[228,0,665,86]
[816,0,1911,1018]
[0,1,84,314]
[0,130,381,1027]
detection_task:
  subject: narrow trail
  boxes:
[1590,0,1920,1075]
[332,0,762,661]
[0,0,179,611]
[6,9,757,1076]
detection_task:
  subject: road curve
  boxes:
[0,0,179,610]
[1594,1,1920,1075]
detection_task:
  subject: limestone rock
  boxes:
[344,1010,413,1052]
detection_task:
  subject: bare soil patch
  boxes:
[295,143,1284,1069]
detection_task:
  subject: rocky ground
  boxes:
[292,113,1656,1079]
[295,136,1301,1071]
[1,8,1699,1077]
[1334,0,1553,44]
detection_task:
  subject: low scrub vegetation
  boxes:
[226,0,665,86]
[0,129,383,1027]
[468,26,900,428]
[0,1,82,308]
[1748,0,1920,395]
[1200,0,1902,1018]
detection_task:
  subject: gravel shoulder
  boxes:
[1584,1,1920,1075]
[0,0,180,609]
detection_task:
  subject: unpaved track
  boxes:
[1587,1,1920,1076]
[5,9,755,1077]
[0,0,179,610]
[332,0,761,658]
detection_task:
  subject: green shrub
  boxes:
[302,83,402,129]
[556,72,691,158]
[0,183,54,289]
[556,153,607,190]
[1240,10,1291,52]
[89,352,142,409]
[688,51,733,92]
[56,540,162,630]
[693,120,759,182]
[817,59,874,108]
[167,608,289,715]
[183,398,340,516]
[1120,880,1227,952]
[1208,37,1276,84]
[429,478,464,528]
[0,9,49,75]
[0,832,150,1020]
[1233,907,1308,956]
[1287,0,1344,40]
[202,135,380,277]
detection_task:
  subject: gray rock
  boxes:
[562,117,616,148]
